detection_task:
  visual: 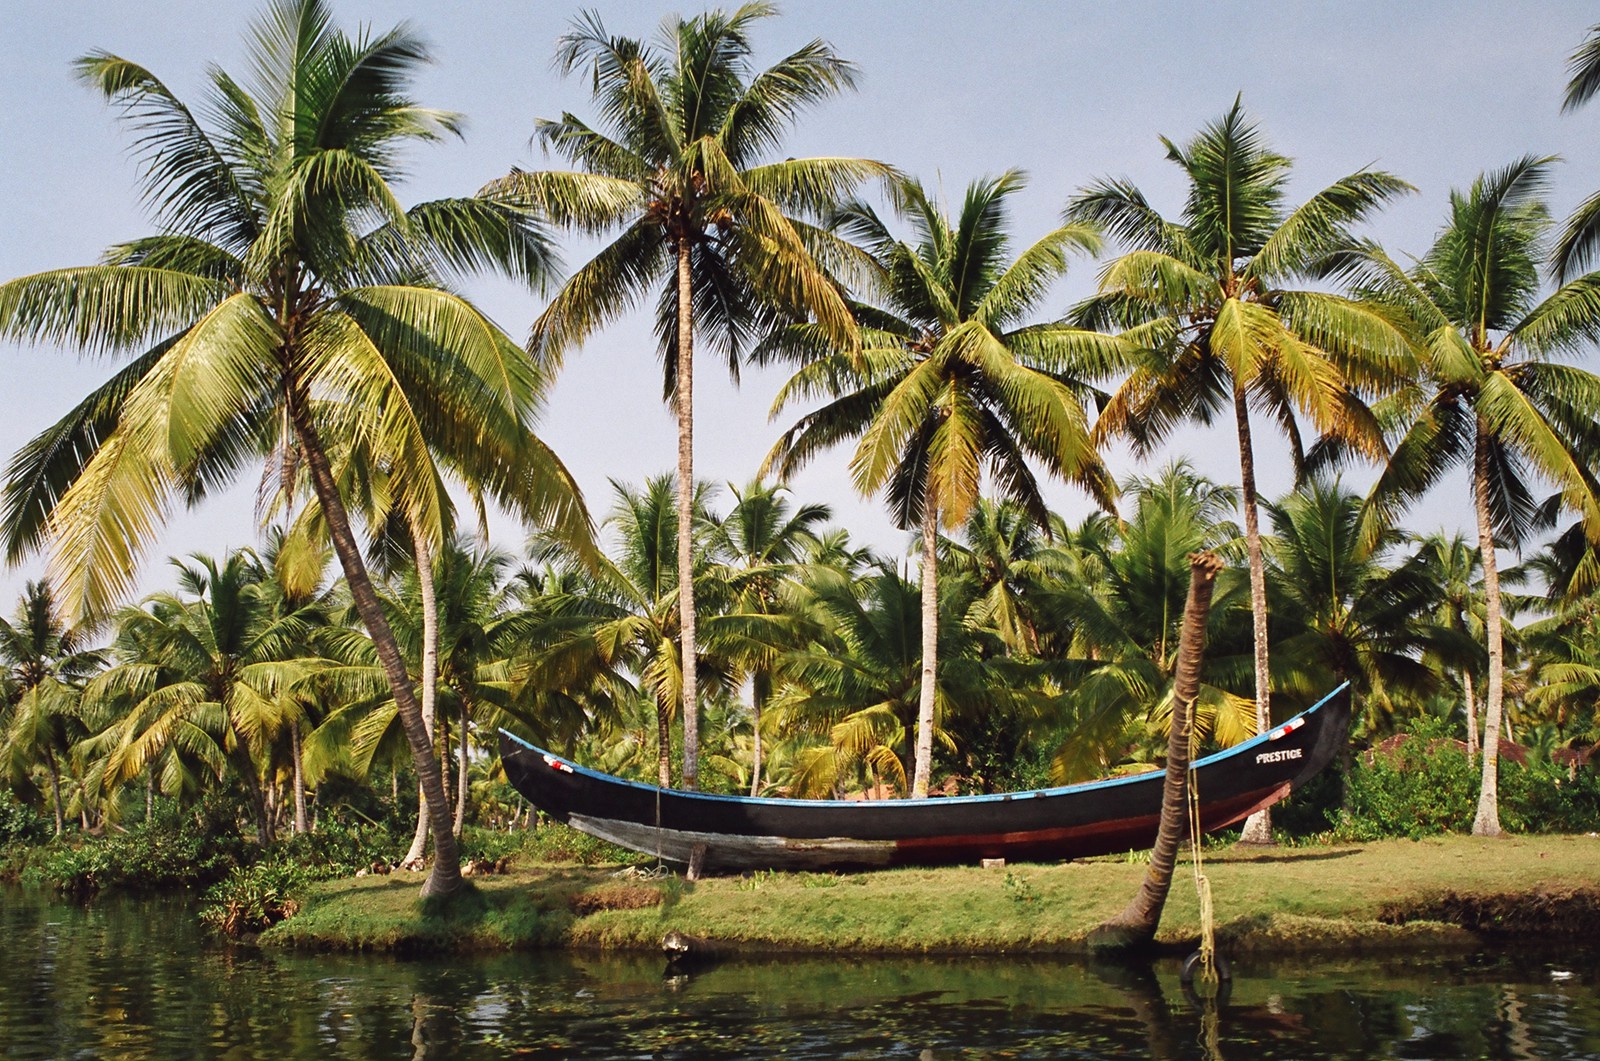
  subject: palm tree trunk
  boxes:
[1233,383,1274,845]
[676,237,700,791]
[453,698,469,837]
[287,395,463,897]
[912,490,939,799]
[1091,552,1224,951]
[291,721,308,835]
[1464,669,1479,759]
[230,727,274,845]
[402,528,439,868]
[44,746,64,837]
[1473,427,1505,837]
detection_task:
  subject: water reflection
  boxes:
[2,888,1598,1058]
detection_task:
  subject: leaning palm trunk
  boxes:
[1233,385,1274,845]
[1090,551,1224,951]
[676,239,700,791]
[289,399,462,897]
[1471,429,1506,837]
[402,529,440,868]
[912,491,940,799]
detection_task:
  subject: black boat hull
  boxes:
[500,684,1351,871]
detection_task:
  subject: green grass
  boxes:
[261,834,1600,955]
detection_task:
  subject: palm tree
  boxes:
[1264,477,1452,734]
[517,476,737,788]
[1065,99,1413,841]
[1033,462,1256,781]
[1347,157,1600,835]
[944,498,1063,659]
[764,171,1115,797]
[708,480,829,795]
[1557,21,1600,280]
[482,4,885,790]
[0,0,589,894]
[85,551,324,843]
[1414,532,1488,754]
[0,582,103,835]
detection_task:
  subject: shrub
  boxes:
[273,819,402,878]
[505,816,643,870]
[0,791,48,846]
[199,862,310,936]
[1330,724,1477,841]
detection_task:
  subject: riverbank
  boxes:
[261,833,1600,955]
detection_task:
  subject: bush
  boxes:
[199,862,310,936]
[1330,730,1478,841]
[0,791,49,846]
[1500,758,1600,834]
[24,814,253,895]
[1315,717,1600,841]
[496,819,646,867]
[273,818,402,878]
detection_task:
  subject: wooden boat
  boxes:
[499,683,1351,872]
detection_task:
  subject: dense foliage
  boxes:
[2,1,1600,898]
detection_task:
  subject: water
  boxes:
[2,888,1598,1059]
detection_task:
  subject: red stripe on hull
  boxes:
[889,787,1284,865]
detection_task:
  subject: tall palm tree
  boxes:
[483,4,885,790]
[0,582,103,835]
[0,0,589,894]
[1346,157,1600,835]
[1065,99,1413,841]
[764,171,1115,797]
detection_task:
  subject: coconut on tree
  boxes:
[0,0,590,896]
[482,3,888,789]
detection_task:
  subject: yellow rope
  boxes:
[1186,706,1219,991]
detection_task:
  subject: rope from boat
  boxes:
[1186,709,1219,992]
[654,776,663,870]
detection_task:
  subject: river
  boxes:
[1,888,1597,1058]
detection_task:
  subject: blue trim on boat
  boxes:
[499,680,1351,809]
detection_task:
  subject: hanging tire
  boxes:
[1180,950,1233,1010]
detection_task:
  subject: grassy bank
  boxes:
[262,833,1600,955]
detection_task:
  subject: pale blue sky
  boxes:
[2,1,1597,606]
